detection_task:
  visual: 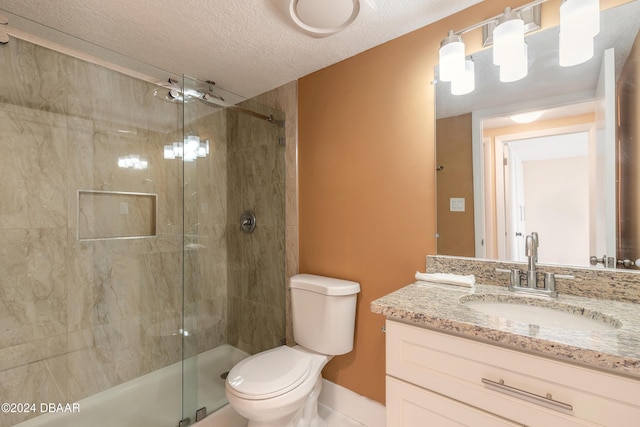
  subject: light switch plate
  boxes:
[450,198,465,212]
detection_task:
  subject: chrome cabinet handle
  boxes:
[481,378,573,413]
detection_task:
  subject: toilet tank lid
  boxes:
[290,274,360,296]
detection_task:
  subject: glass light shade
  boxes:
[493,16,525,66]
[559,31,595,67]
[500,43,528,83]
[451,59,475,96]
[439,35,465,83]
[560,0,600,38]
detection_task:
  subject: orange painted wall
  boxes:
[298,0,629,405]
[436,113,475,257]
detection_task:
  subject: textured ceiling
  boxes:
[0,0,482,99]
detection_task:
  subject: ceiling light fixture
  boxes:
[288,0,361,38]
[509,110,544,124]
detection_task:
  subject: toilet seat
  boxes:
[226,346,312,400]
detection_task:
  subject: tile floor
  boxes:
[196,403,366,427]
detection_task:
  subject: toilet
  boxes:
[225,274,360,427]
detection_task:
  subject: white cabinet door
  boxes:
[387,376,523,427]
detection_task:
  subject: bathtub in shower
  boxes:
[13,345,248,427]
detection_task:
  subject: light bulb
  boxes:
[493,9,525,66]
[439,31,465,83]
[500,42,528,83]
[559,0,599,66]
[451,58,475,96]
[560,0,599,38]
[559,31,595,67]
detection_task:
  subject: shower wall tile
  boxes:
[0,37,194,415]
[226,99,287,354]
[0,334,66,372]
[67,55,178,134]
[0,39,69,116]
[228,296,285,355]
[252,81,298,228]
[0,104,67,229]
[188,109,229,354]
[147,309,182,371]
[66,314,155,402]
[195,298,227,354]
[252,81,298,346]
[0,354,68,427]
[0,227,67,348]
[0,36,296,417]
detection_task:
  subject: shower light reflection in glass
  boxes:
[164,135,210,162]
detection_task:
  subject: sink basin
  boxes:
[460,296,620,332]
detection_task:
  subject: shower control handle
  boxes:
[240,211,256,233]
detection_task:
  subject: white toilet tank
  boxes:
[290,274,360,356]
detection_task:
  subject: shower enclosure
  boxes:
[0,15,286,427]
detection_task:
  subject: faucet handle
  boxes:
[510,269,522,287]
[544,272,555,292]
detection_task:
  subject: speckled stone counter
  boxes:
[371,282,640,379]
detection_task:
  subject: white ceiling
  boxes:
[0,0,482,99]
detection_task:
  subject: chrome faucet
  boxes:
[496,232,573,298]
[525,232,539,289]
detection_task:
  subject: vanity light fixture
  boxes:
[559,0,600,67]
[437,1,541,95]
[436,0,601,94]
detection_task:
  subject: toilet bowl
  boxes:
[225,345,328,427]
[225,274,360,427]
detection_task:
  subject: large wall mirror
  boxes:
[435,0,640,269]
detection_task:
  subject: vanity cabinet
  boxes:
[386,320,640,427]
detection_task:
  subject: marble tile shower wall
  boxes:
[0,37,227,426]
[226,105,286,355]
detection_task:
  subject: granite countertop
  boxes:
[371,282,640,379]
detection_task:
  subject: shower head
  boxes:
[154,79,228,109]
[198,92,227,108]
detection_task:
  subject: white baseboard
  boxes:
[318,379,386,427]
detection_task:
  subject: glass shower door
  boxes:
[179,75,287,424]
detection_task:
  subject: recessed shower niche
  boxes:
[77,190,157,240]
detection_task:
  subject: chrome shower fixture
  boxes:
[161,78,227,105]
